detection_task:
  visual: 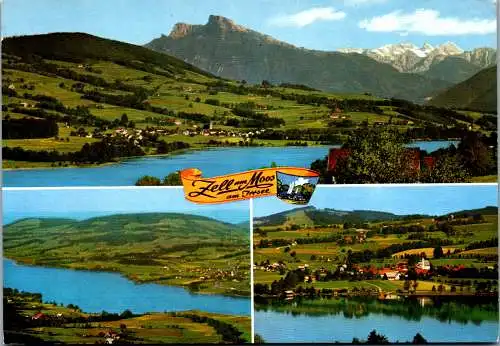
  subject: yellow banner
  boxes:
[180,167,320,204]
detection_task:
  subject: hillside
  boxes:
[4,289,251,344]
[2,32,494,170]
[428,65,497,113]
[3,213,251,296]
[145,15,451,102]
[254,206,405,227]
[420,56,484,84]
[2,32,214,78]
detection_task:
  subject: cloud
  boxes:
[343,0,388,6]
[359,9,496,35]
[269,7,346,27]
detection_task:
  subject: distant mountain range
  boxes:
[339,42,496,83]
[428,65,497,113]
[145,15,455,102]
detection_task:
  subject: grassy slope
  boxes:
[254,209,497,290]
[4,213,251,296]
[4,291,251,344]
[428,65,497,113]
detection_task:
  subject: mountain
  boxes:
[145,15,451,102]
[254,206,406,227]
[2,32,215,78]
[339,42,496,84]
[420,56,485,84]
[427,65,497,113]
[4,212,248,240]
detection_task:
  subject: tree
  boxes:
[254,334,265,344]
[120,309,133,318]
[420,153,469,183]
[403,280,411,291]
[135,175,161,186]
[261,80,272,88]
[366,330,389,344]
[120,113,129,126]
[412,333,427,344]
[163,172,182,186]
[433,246,444,259]
[457,132,495,176]
[334,129,418,184]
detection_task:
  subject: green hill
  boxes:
[2,32,214,78]
[428,65,497,113]
[254,206,404,227]
[420,56,483,84]
[4,213,250,296]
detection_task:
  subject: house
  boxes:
[385,271,401,281]
[327,148,351,172]
[327,147,437,175]
[355,229,368,243]
[416,258,431,271]
[31,312,46,320]
[343,235,353,244]
[378,268,401,281]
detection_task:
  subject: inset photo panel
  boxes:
[253,184,498,344]
[2,187,251,344]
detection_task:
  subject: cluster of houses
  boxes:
[345,259,431,280]
[343,229,369,244]
[254,261,287,272]
[181,127,267,139]
[181,265,246,282]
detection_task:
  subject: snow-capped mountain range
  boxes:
[338,42,496,73]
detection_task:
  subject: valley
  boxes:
[2,30,496,181]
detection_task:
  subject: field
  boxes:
[4,34,495,172]
[253,206,498,298]
[4,289,251,344]
[4,213,251,296]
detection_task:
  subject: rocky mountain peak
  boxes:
[168,23,195,39]
[435,41,463,55]
[206,15,248,32]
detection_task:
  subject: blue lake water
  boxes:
[3,259,250,316]
[3,142,457,187]
[255,309,499,343]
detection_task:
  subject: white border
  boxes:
[249,198,255,343]
[2,182,497,191]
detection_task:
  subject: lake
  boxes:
[254,298,499,343]
[3,258,250,316]
[3,141,458,187]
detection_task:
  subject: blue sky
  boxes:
[254,185,498,217]
[2,0,497,50]
[2,188,250,225]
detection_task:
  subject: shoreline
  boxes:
[1,139,459,171]
[5,257,251,299]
